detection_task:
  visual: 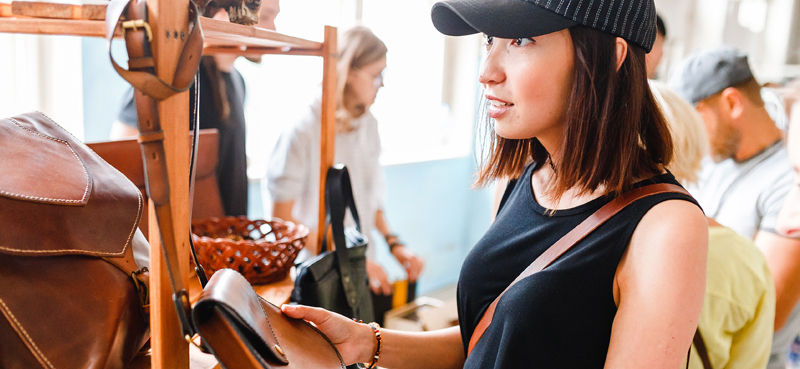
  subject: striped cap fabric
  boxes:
[431,0,659,52]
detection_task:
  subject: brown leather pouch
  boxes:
[193,269,345,369]
[0,112,150,369]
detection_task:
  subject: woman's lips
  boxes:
[487,95,513,119]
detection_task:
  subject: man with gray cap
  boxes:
[672,46,800,369]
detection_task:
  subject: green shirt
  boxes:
[690,226,776,369]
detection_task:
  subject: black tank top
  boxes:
[457,162,698,368]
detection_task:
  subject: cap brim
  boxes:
[431,0,577,39]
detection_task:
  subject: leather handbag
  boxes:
[0,112,151,369]
[292,164,376,323]
[108,1,346,367]
[467,182,709,369]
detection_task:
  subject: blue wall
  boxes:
[377,158,493,294]
[81,38,130,142]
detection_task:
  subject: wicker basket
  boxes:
[191,216,308,284]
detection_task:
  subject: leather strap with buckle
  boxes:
[106,0,207,342]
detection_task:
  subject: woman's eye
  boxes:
[484,35,494,50]
[512,37,536,46]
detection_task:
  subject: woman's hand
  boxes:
[392,245,424,282]
[281,304,375,365]
[366,259,392,295]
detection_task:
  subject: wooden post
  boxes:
[317,25,337,254]
[147,0,192,368]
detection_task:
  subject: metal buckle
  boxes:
[121,19,153,42]
[185,333,207,352]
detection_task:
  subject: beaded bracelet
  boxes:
[354,319,382,369]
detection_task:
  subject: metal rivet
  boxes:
[181,31,186,40]
[173,31,178,39]
[274,345,285,356]
[165,30,170,38]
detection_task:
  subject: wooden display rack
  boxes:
[0,1,337,368]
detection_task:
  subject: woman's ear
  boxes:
[615,37,628,71]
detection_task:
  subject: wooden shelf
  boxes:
[200,16,322,55]
[0,16,108,37]
[11,1,105,20]
[0,10,322,55]
[0,3,12,17]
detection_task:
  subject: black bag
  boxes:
[292,164,375,323]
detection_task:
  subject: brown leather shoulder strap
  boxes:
[466,183,691,355]
[106,0,203,100]
[693,329,713,369]
[105,0,205,338]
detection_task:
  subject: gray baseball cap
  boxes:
[431,0,659,52]
[669,46,755,105]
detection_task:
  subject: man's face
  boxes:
[696,98,741,162]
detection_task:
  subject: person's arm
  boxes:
[754,231,800,330]
[281,304,464,369]
[374,209,424,282]
[604,200,708,368]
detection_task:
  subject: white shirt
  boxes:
[266,97,385,260]
[689,141,793,239]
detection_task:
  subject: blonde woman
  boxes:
[267,26,424,303]
[651,80,776,368]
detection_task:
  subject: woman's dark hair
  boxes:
[475,26,673,201]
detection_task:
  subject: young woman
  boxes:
[282,1,708,368]
[266,26,424,298]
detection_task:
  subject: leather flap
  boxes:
[193,269,290,365]
[0,112,142,257]
[0,116,90,205]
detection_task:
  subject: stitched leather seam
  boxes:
[0,191,136,255]
[254,295,283,360]
[0,245,125,257]
[5,116,91,204]
[0,115,144,257]
[0,298,55,369]
[121,172,144,255]
[0,188,136,254]
[37,113,94,203]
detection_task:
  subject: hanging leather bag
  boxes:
[108,1,346,367]
[0,112,151,369]
[292,164,376,323]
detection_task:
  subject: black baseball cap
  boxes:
[431,0,659,52]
